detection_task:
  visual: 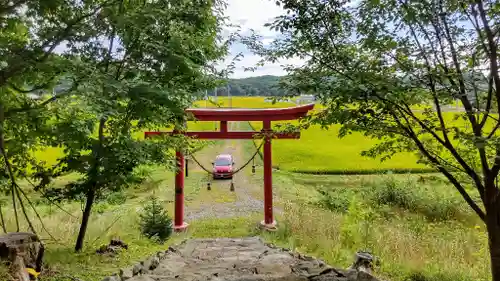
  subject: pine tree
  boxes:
[139,196,173,243]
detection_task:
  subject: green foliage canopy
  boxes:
[45,0,228,251]
[0,0,230,250]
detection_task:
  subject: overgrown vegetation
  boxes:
[232,137,489,280]
[0,0,496,279]
[304,174,473,222]
[266,171,489,281]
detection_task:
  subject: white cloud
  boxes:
[225,0,282,37]
[222,0,306,79]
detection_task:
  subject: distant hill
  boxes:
[209,75,285,97]
[46,75,290,98]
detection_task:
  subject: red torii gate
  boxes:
[145,103,315,231]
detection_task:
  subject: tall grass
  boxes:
[258,170,489,281]
[371,176,471,222]
[265,200,488,281]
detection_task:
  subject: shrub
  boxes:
[93,202,111,214]
[373,176,416,210]
[126,164,156,185]
[340,197,377,249]
[106,191,127,205]
[403,271,474,281]
[314,187,352,213]
[139,196,172,243]
[371,176,465,221]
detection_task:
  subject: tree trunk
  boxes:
[486,206,500,281]
[75,118,105,252]
[74,188,96,252]
[483,175,500,281]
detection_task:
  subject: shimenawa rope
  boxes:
[188,140,264,176]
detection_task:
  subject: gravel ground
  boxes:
[184,122,281,221]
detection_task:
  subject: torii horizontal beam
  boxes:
[144,131,300,139]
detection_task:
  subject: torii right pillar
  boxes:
[262,120,275,229]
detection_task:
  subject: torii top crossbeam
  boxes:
[145,103,315,139]
[185,103,315,121]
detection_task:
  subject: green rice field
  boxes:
[33,120,217,167]
[34,96,482,174]
[205,97,429,173]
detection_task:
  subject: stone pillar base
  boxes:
[173,223,189,232]
[259,220,277,232]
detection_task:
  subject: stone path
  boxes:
[108,237,355,281]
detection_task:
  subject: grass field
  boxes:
[247,121,428,173]
[204,96,498,174]
[32,120,219,168]
[193,96,297,108]
[198,97,431,173]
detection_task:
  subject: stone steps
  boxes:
[102,237,378,281]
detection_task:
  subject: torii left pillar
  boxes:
[174,149,188,231]
[262,120,275,228]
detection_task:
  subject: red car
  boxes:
[212,154,234,179]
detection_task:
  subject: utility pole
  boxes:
[214,87,217,130]
[227,84,232,108]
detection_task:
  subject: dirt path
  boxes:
[184,122,270,221]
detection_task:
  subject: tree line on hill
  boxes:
[52,75,292,98]
[207,73,493,106]
[206,75,288,97]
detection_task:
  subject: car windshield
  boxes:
[214,158,231,166]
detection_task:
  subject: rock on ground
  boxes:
[120,237,355,281]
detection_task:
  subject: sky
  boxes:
[221,0,305,79]
[49,0,300,79]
